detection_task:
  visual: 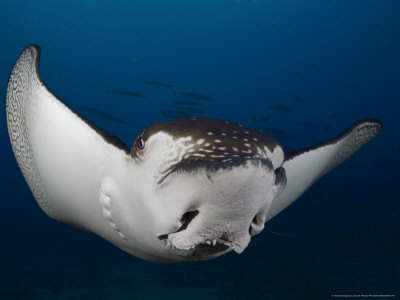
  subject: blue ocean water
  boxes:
[1,0,399,299]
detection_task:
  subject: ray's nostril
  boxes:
[252,215,259,225]
[249,215,260,236]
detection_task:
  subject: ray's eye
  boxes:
[137,137,145,149]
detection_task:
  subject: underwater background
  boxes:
[1,0,399,299]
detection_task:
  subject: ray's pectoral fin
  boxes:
[266,118,382,221]
[6,44,130,226]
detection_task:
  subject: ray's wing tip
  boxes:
[357,117,382,127]
[354,118,383,135]
[10,44,42,80]
[25,44,41,52]
[8,44,41,94]
[20,44,41,62]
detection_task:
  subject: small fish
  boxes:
[292,95,304,102]
[269,104,291,112]
[76,106,128,124]
[283,145,296,152]
[312,138,324,144]
[259,128,299,140]
[171,101,203,107]
[174,106,205,114]
[259,115,272,122]
[75,106,110,117]
[374,147,385,153]
[160,110,192,119]
[375,160,400,169]
[137,79,173,88]
[296,121,315,127]
[106,89,146,98]
[173,90,213,101]
[103,116,129,124]
[250,114,272,122]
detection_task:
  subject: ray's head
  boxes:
[127,117,286,262]
[131,117,284,181]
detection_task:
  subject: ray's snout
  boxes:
[157,159,287,259]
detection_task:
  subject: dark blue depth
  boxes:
[0,1,399,299]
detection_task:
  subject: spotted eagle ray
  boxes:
[106,89,146,98]
[6,45,382,263]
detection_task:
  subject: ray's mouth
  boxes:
[157,210,239,257]
[158,235,232,254]
[158,233,236,258]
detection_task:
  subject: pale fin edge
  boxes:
[265,118,383,221]
[6,45,129,221]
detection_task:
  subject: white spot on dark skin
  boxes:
[214,139,222,143]
[240,149,252,154]
[207,132,213,135]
